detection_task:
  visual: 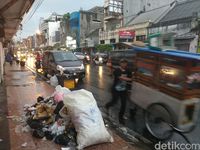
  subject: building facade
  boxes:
[67,7,104,49]
[79,6,104,48]
[99,0,123,45]
[69,11,80,48]
[99,0,176,45]
[60,13,70,47]
[39,13,62,47]
[148,0,200,52]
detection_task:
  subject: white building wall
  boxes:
[48,22,60,46]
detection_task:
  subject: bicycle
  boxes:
[144,102,196,147]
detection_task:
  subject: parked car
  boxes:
[109,49,136,72]
[42,51,85,80]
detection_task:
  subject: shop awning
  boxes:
[0,0,35,43]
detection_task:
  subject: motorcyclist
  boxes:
[35,52,42,70]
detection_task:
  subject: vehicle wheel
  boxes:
[145,103,175,140]
[20,61,25,67]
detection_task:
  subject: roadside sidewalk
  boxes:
[3,63,145,150]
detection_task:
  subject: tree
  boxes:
[53,43,61,50]
[96,44,112,52]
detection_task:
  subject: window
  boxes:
[53,52,78,62]
[192,61,200,67]
[136,35,146,42]
[163,39,171,46]
[186,72,200,90]
[124,51,135,57]
[137,60,155,77]
[162,58,186,67]
[100,40,105,44]
[138,54,155,61]
[110,39,116,43]
[159,66,185,90]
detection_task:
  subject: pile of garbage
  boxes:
[24,85,113,149]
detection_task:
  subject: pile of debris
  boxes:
[23,86,113,149]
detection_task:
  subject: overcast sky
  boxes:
[17,0,104,39]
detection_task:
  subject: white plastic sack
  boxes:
[55,85,71,95]
[50,75,58,87]
[63,89,113,149]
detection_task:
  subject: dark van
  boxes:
[42,51,85,79]
[109,49,136,72]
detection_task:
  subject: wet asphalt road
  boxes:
[27,57,200,148]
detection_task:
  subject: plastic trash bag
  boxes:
[63,89,113,149]
[50,119,66,136]
[50,75,58,87]
[52,85,71,103]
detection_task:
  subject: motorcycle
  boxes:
[35,60,42,73]
[84,54,91,64]
[93,55,103,65]
[20,56,26,67]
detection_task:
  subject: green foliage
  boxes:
[53,43,61,50]
[43,46,53,51]
[96,44,112,52]
[63,12,70,20]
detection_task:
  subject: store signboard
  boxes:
[119,30,135,39]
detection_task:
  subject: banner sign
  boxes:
[119,30,135,39]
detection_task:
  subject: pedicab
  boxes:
[131,47,200,138]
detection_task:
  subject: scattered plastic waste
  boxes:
[119,127,128,134]
[21,142,27,147]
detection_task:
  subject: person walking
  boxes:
[5,52,13,66]
[105,59,132,125]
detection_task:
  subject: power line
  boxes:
[22,0,44,25]
[23,0,44,24]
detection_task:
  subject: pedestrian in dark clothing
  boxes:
[105,59,132,125]
[5,52,13,66]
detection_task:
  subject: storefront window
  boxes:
[186,72,200,90]
[136,35,146,42]
[159,66,185,90]
[162,58,186,67]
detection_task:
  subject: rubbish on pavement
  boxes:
[22,86,113,149]
[50,75,58,87]
[54,92,64,103]
[52,85,71,103]
[42,137,47,141]
[119,127,128,134]
[22,125,31,133]
[21,142,27,147]
[61,147,75,150]
[15,125,23,134]
[50,119,66,136]
[32,129,45,139]
[63,89,114,149]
